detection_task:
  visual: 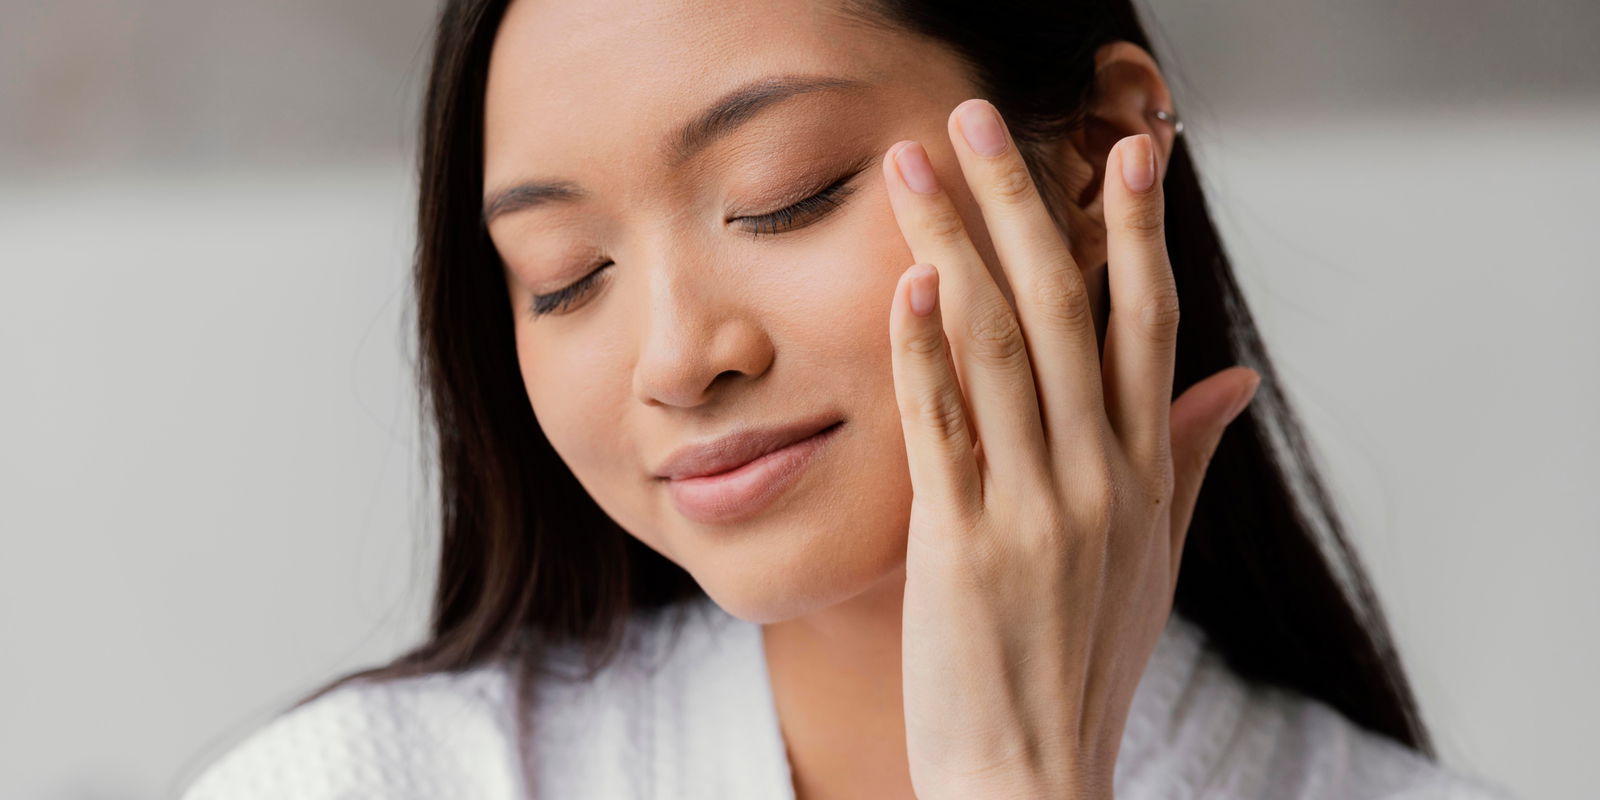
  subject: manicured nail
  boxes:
[908,264,938,316]
[956,100,1008,157]
[1120,134,1155,193]
[894,142,940,194]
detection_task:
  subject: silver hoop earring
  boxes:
[1152,109,1184,136]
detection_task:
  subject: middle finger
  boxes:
[945,99,1111,463]
[882,138,1050,495]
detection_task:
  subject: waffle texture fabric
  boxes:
[179,595,1514,799]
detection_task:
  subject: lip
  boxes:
[659,418,844,525]
[654,414,844,481]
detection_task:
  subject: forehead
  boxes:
[482,0,965,188]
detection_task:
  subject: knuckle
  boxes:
[966,302,1028,367]
[1082,484,1116,535]
[1138,290,1181,340]
[920,203,969,243]
[1014,498,1070,555]
[986,160,1040,206]
[901,324,947,358]
[1029,267,1095,333]
[906,385,970,443]
[1065,456,1117,531]
[1120,196,1166,238]
[1138,470,1172,515]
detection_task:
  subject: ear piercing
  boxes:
[1151,109,1184,136]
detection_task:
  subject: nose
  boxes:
[631,253,775,409]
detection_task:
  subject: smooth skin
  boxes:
[883,105,1259,798]
[482,2,1258,796]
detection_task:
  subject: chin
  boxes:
[650,415,917,624]
[686,512,913,625]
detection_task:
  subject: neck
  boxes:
[760,560,918,800]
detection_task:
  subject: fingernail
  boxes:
[1120,134,1155,193]
[1226,370,1261,424]
[893,142,940,194]
[908,264,938,316]
[956,100,1008,157]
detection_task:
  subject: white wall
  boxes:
[2,2,1595,798]
[1188,106,1600,800]
[0,163,436,799]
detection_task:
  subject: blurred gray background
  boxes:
[2,1,1596,798]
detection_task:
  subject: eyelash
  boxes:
[527,170,863,318]
[737,172,861,237]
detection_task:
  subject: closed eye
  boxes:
[528,262,611,318]
[527,162,870,319]
[732,162,870,236]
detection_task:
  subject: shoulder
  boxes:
[178,663,524,800]
[175,603,707,800]
[1132,615,1515,800]
[1223,682,1514,799]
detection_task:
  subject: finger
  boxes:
[1168,366,1260,586]
[882,139,1050,494]
[1102,133,1181,470]
[946,99,1109,458]
[890,263,983,519]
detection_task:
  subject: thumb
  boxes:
[1167,365,1261,564]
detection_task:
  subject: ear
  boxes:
[1046,41,1178,273]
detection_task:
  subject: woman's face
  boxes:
[483,0,1106,623]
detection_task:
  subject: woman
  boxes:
[181,0,1511,797]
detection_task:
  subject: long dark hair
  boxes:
[295,0,1435,779]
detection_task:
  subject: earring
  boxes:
[1151,109,1184,136]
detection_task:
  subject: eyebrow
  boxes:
[481,73,868,226]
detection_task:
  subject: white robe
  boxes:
[179,594,1512,798]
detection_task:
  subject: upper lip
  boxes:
[654,414,843,481]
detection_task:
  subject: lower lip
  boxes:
[665,421,843,525]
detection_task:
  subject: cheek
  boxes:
[771,194,916,485]
[516,323,687,562]
[514,322,631,485]
[785,188,915,360]
[506,197,923,603]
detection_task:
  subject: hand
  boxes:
[883,99,1261,799]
